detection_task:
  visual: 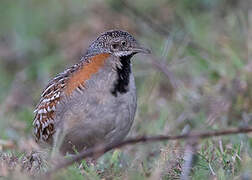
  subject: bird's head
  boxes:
[86,30,150,58]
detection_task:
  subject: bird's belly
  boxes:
[57,85,136,153]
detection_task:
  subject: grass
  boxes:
[0,0,251,179]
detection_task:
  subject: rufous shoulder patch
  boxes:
[65,53,110,95]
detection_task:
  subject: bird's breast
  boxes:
[53,56,137,153]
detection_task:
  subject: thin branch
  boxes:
[44,127,252,177]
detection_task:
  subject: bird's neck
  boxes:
[111,55,133,97]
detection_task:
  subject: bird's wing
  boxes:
[33,63,80,141]
[33,53,111,142]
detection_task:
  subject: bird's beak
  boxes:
[131,43,151,54]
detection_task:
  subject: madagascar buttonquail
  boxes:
[33,30,150,154]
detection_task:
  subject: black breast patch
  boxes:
[111,55,132,97]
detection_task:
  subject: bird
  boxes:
[33,30,150,154]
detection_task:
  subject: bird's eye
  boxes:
[121,41,127,46]
[111,43,119,50]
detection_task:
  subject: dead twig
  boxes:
[43,127,252,178]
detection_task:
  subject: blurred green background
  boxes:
[0,0,251,179]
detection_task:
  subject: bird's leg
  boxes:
[51,128,66,158]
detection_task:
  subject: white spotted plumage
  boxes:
[33,61,84,142]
